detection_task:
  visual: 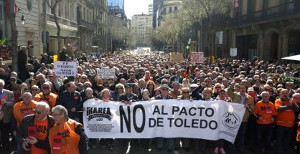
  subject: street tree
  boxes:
[45,0,76,54]
[9,0,18,72]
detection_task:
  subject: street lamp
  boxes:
[18,8,26,25]
[21,14,25,25]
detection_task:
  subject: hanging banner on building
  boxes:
[170,53,184,63]
[54,61,77,76]
[190,52,204,63]
[230,48,238,57]
[83,99,245,143]
[97,68,116,79]
[216,31,223,44]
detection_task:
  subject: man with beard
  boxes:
[275,89,299,154]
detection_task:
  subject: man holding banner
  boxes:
[155,84,174,152]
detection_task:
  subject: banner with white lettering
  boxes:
[83,99,245,143]
[96,68,116,79]
[54,61,77,76]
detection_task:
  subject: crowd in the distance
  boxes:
[0,47,300,154]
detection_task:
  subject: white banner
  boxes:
[54,61,77,76]
[83,99,245,143]
[96,68,116,79]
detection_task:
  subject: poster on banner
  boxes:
[170,53,184,63]
[83,99,245,143]
[54,61,77,76]
[97,68,116,79]
[190,52,204,63]
[230,48,237,57]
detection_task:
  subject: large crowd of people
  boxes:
[0,48,300,154]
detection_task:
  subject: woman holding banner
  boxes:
[99,89,114,149]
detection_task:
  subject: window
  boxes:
[242,0,248,15]
[255,0,263,11]
[268,0,280,7]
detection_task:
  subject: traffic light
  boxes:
[186,45,190,50]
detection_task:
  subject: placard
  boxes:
[190,52,204,63]
[54,61,77,76]
[230,48,237,57]
[170,53,184,63]
[97,68,116,79]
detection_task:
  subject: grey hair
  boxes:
[0,79,5,86]
[36,101,50,112]
[52,105,68,118]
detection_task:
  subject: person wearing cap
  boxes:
[155,84,174,152]
[119,84,138,104]
[34,82,58,109]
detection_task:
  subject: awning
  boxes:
[281,54,300,61]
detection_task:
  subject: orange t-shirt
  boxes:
[34,93,57,109]
[254,101,277,125]
[49,119,81,154]
[275,99,295,127]
[13,101,37,127]
[296,122,300,142]
[30,118,49,154]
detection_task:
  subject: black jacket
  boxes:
[58,90,82,118]
[16,115,55,154]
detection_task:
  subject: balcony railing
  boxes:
[78,18,95,31]
[231,1,300,26]
[47,14,78,28]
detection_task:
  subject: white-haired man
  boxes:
[0,79,15,152]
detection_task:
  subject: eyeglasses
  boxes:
[34,110,42,115]
[51,113,61,116]
[32,88,39,91]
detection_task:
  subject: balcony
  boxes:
[78,18,95,31]
[231,1,300,27]
[47,14,78,28]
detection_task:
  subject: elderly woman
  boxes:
[49,105,88,154]
[112,83,125,101]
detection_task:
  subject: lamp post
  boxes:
[18,8,25,25]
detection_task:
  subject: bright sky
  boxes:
[124,0,152,19]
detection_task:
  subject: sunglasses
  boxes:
[183,92,189,94]
[43,87,50,89]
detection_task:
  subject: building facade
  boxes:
[152,0,164,28]
[156,0,182,27]
[200,0,300,61]
[148,3,153,15]
[131,14,153,47]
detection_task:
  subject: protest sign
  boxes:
[190,52,204,63]
[170,53,184,63]
[230,48,237,57]
[54,61,77,76]
[97,68,116,79]
[83,99,245,143]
